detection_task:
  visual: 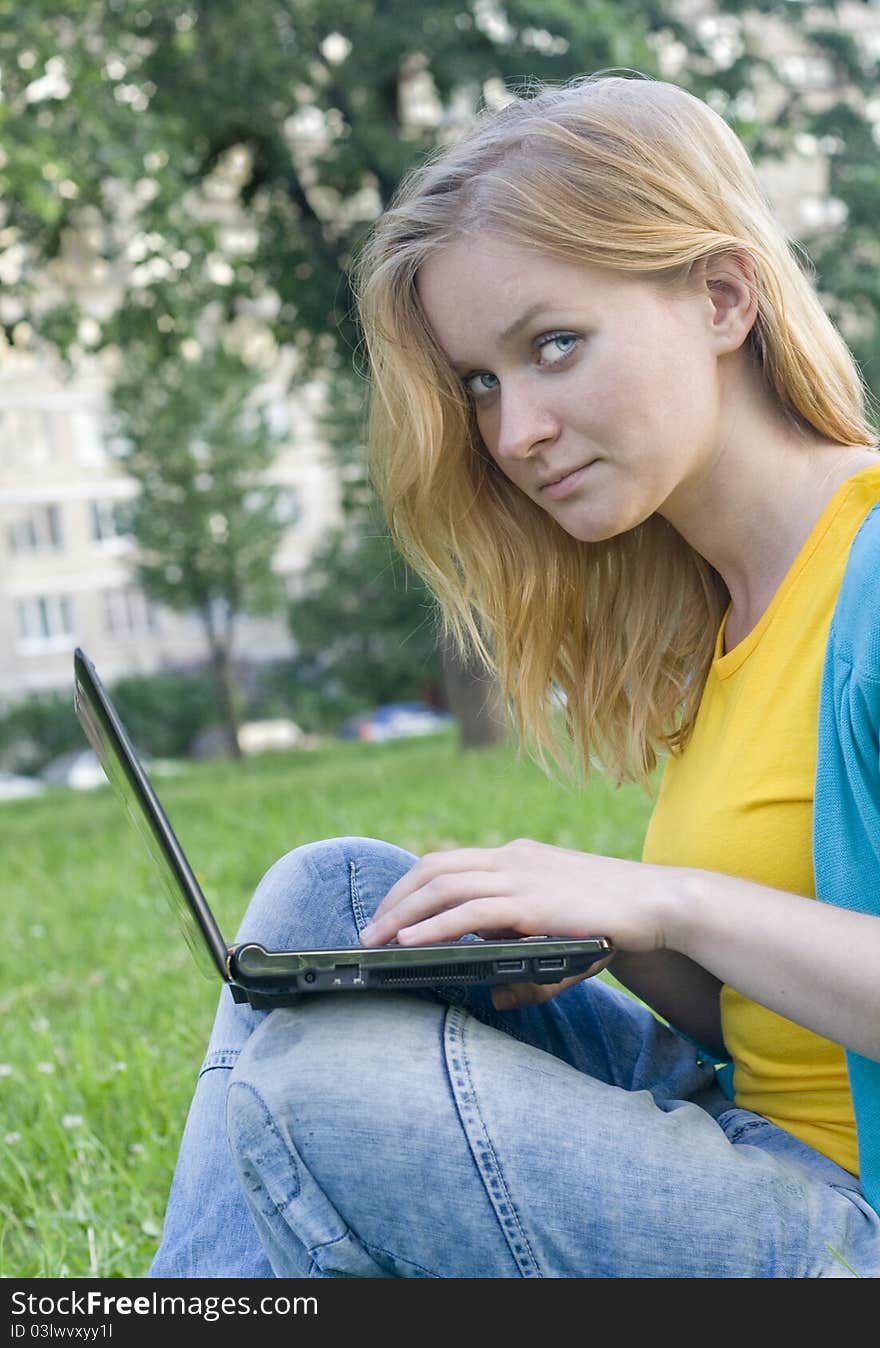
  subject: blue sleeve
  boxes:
[813,500,880,1213]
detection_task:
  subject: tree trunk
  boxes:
[201,604,243,759]
[440,630,509,751]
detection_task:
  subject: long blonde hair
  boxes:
[352,71,878,792]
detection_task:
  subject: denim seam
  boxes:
[442,1004,542,1278]
[722,1117,769,1146]
[308,1228,353,1253]
[348,857,369,932]
[297,841,364,933]
[198,1050,241,1078]
[436,986,560,1054]
[306,1240,437,1279]
[230,1080,432,1275]
[227,1080,301,1207]
[294,1195,438,1277]
[252,1163,439,1276]
[360,1240,439,1278]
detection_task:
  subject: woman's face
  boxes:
[416,236,725,543]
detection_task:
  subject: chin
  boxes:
[557,510,636,545]
[569,489,660,543]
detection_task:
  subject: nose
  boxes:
[489,384,560,464]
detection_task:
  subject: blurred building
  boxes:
[0,345,341,703]
[0,119,346,707]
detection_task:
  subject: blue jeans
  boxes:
[149,837,880,1278]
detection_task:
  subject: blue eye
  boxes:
[461,332,580,400]
[539,333,579,363]
[463,371,500,399]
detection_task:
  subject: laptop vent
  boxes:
[376,962,495,985]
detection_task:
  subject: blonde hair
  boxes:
[352,71,878,792]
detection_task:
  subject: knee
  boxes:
[227,994,448,1152]
[226,995,442,1191]
[225,998,441,1277]
[234,836,419,948]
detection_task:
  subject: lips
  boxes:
[539,464,589,490]
[539,461,595,499]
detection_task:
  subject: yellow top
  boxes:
[642,463,880,1176]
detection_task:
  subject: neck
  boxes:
[659,370,878,632]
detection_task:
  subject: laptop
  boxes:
[73,647,613,1009]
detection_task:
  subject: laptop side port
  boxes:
[330,964,365,987]
[536,957,566,971]
[496,959,526,973]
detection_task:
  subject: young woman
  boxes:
[149,71,880,1278]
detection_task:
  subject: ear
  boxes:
[694,251,758,355]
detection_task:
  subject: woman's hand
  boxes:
[488,968,610,1012]
[360,837,675,959]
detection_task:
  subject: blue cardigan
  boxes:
[813,496,880,1216]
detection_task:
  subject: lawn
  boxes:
[0,728,655,1277]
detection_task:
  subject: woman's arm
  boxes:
[606,949,725,1059]
[666,866,880,1061]
[360,839,880,1061]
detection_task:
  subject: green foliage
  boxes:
[107,668,222,759]
[111,344,287,620]
[108,342,291,754]
[710,0,880,416]
[240,658,351,734]
[4,1,879,398]
[0,690,82,775]
[4,0,880,753]
[5,2,878,403]
[0,0,663,368]
[0,668,223,771]
[287,505,446,725]
[804,97,880,409]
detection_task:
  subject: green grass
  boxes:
[0,728,654,1277]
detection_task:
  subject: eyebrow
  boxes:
[449,303,550,372]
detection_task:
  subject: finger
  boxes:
[491,981,556,1011]
[371,848,498,924]
[362,870,519,945]
[471,927,524,942]
[493,967,606,1012]
[393,895,537,946]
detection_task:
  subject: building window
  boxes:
[103,587,160,638]
[72,410,108,465]
[6,504,64,555]
[0,408,56,467]
[15,594,76,644]
[91,499,129,542]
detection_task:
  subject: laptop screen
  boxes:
[73,647,230,983]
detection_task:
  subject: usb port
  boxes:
[536,957,565,972]
[496,959,526,973]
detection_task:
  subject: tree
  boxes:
[0,0,668,750]
[697,0,880,407]
[111,342,288,755]
[3,1,878,748]
[286,502,444,721]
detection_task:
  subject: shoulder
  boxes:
[829,500,880,675]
